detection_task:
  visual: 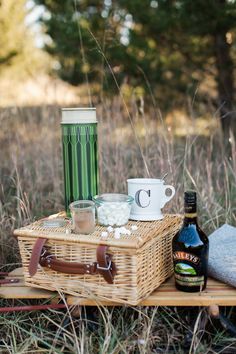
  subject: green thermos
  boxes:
[61,108,99,214]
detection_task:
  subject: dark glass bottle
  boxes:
[172,191,209,292]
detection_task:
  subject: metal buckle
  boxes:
[97,259,112,271]
[41,248,47,257]
[40,249,53,263]
[45,254,53,261]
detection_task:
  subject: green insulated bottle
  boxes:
[61,108,99,213]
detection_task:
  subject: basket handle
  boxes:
[29,238,116,284]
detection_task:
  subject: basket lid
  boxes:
[14,213,182,249]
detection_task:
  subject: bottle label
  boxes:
[173,252,204,288]
[175,273,204,287]
[173,251,200,265]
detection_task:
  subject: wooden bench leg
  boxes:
[209,304,236,337]
[62,306,99,333]
[208,305,220,318]
[182,307,209,350]
[71,305,81,318]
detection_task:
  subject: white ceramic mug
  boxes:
[127,178,175,221]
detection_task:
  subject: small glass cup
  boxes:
[69,200,95,234]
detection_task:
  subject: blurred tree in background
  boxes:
[0,0,28,68]
[34,0,122,88]
[0,0,49,80]
[28,1,236,134]
[120,0,236,136]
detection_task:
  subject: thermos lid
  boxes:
[61,108,97,124]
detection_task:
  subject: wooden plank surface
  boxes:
[66,277,236,306]
[0,268,56,299]
[1,268,236,306]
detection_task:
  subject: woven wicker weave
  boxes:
[15,214,182,305]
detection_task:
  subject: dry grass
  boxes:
[0,99,236,353]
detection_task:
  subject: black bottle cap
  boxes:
[184,191,197,213]
[184,191,197,204]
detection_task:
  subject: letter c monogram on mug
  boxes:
[127,178,175,221]
[135,189,151,208]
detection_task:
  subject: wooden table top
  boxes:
[1,268,236,307]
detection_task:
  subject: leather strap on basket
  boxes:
[29,238,116,284]
[96,245,116,284]
[29,237,47,276]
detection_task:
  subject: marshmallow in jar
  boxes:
[93,193,134,226]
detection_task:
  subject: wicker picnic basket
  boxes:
[14,214,182,305]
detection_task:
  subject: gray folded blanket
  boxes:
[209,224,236,287]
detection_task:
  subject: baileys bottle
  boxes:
[172,191,209,292]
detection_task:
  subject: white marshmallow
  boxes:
[120,227,127,233]
[97,202,131,226]
[101,231,108,239]
[131,225,138,231]
[114,232,121,239]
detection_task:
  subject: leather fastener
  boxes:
[96,246,116,284]
[97,258,112,271]
[40,251,54,268]
[29,238,117,284]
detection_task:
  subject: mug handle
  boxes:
[160,185,175,208]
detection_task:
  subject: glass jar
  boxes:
[69,200,95,234]
[93,193,134,226]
